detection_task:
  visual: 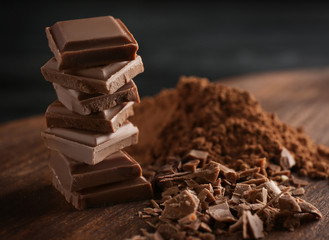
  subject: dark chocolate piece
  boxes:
[46,16,138,69]
[51,171,152,210]
[41,122,139,165]
[41,56,143,94]
[53,80,140,115]
[46,101,134,133]
[49,150,142,191]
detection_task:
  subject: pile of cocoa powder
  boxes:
[129,76,329,179]
[127,76,328,240]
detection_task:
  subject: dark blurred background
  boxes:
[1,1,329,123]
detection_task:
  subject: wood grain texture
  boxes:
[0,68,328,240]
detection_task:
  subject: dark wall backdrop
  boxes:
[1,1,329,123]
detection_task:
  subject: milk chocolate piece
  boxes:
[46,101,134,133]
[51,171,152,210]
[46,16,138,69]
[280,147,296,170]
[208,201,236,222]
[53,80,140,115]
[162,190,200,220]
[184,149,209,167]
[41,122,138,165]
[49,150,142,191]
[41,56,143,94]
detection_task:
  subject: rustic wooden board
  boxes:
[0,68,328,240]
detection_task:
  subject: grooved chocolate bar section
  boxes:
[41,56,143,94]
[53,80,140,115]
[41,122,139,165]
[49,150,142,191]
[46,101,134,133]
[51,171,153,210]
[46,16,138,69]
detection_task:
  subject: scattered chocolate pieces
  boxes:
[130,146,322,240]
[126,77,326,239]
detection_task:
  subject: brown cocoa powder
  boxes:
[129,76,329,179]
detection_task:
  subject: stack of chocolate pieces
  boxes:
[40,16,153,210]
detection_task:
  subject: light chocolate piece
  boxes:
[279,147,296,170]
[53,80,140,115]
[46,16,138,69]
[41,122,138,165]
[46,101,134,133]
[49,150,142,191]
[41,56,143,94]
[51,171,152,210]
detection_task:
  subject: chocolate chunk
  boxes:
[290,176,309,186]
[155,223,186,240]
[238,167,260,179]
[199,222,212,232]
[195,161,220,183]
[245,211,264,239]
[280,147,296,170]
[51,171,152,210]
[297,198,322,219]
[218,164,237,184]
[207,201,236,222]
[239,178,267,185]
[263,180,281,198]
[244,187,268,204]
[183,160,200,173]
[53,80,140,115]
[198,188,216,210]
[278,193,302,212]
[178,213,201,231]
[228,215,243,233]
[231,183,252,204]
[41,56,143,94]
[46,16,138,69]
[49,150,141,191]
[41,122,138,165]
[291,188,305,196]
[184,150,209,167]
[46,101,134,133]
[162,190,200,220]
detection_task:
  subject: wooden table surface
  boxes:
[0,68,328,240]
